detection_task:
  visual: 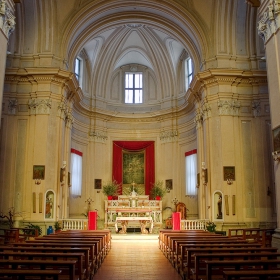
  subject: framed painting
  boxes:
[272,125,280,153]
[33,165,45,180]
[165,179,173,190]
[223,166,235,181]
[95,179,102,189]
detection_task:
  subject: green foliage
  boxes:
[102,180,120,196]
[25,223,42,236]
[206,221,216,232]
[54,221,62,231]
[150,180,167,199]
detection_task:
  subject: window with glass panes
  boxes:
[185,57,193,89]
[75,58,81,81]
[125,73,143,104]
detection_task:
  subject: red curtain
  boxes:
[113,141,155,197]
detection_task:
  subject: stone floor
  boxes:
[93,233,182,280]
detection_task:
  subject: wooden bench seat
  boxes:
[172,241,261,269]
[172,239,254,265]
[0,245,90,279]
[26,238,101,270]
[180,246,278,280]
[168,237,250,264]
[191,252,280,280]
[0,251,86,280]
[223,269,280,280]
[33,236,104,263]
[0,259,76,280]
[202,259,280,280]
[0,268,62,280]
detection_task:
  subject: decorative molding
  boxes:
[0,0,15,38]
[217,100,240,116]
[258,0,280,43]
[252,101,261,117]
[57,101,67,120]
[159,130,178,142]
[8,98,17,115]
[28,98,52,115]
[194,108,203,129]
[65,107,74,129]
[194,102,211,129]
[89,130,108,143]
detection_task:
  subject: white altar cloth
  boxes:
[115,216,153,234]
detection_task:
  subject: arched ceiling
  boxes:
[62,0,210,117]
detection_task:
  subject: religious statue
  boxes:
[217,195,222,219]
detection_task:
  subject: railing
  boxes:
[62,219,87,230]
[180,219,209,230]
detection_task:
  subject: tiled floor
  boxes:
[93,234,182,280]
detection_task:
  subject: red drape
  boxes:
[113,141,155,197]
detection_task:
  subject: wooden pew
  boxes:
[61,230,111,252]
[0,268,62,280]
[228,228,275,247]
[172,239,251,266]
[42,234,106,262]
[204,259,280,280]
[0,259,76,280]
[0,245,90,279]
[161,232,225,255]
[168,236,248,264]
[158,230,207,249]
[172,241,261,269]
[0,252,85,280]
[192,252,280,280]
[28,237,101,270]
[223,269,280,280]
[179,246,278,280]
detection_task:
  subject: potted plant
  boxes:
[102,180,120,200]
[54,221,62,233]
[206,221,216,232]
[150,180,167,200]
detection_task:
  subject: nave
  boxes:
[93,236,182,280]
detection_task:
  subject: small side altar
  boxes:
[104,194,162,229]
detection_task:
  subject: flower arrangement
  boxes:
[150,180,167,199]
[102,180,120,197]
[206,221,216,232]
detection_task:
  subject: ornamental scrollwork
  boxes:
[28,99,52,115]
[258,0,280,43]
[252,101,261,117]
[8,98,17,115]
[159,130,178,142]
[89,130,108,143]
[217,100,240,116]
[0,0,15,38]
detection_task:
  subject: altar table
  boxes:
[115,217,153,234]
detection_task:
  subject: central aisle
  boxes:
[93,235,182,280]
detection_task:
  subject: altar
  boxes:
[104,195,162,230]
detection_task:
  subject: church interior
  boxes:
[1,0,280,261]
